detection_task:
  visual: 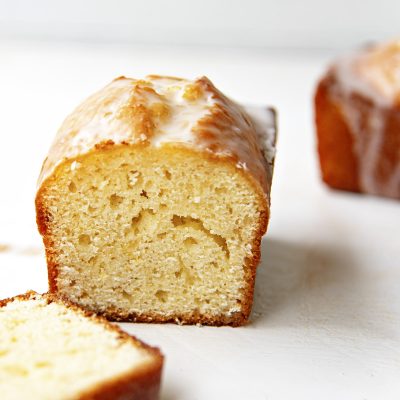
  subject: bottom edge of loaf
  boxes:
[321,177,362,194]
[100,310,248,327]
[51,292,250,327]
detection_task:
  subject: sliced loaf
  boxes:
[36,75,276,326]
[0,291,163,400]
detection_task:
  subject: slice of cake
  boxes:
[36,75,276,326]
[0,291,163,400]
[315,39,400,199]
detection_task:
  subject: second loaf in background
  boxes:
[35,75,276,326]
[315,39,400,199]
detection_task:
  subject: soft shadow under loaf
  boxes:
[251,237,375,331]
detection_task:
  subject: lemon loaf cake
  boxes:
[315,39,400,199]
[0,291,163,400]
[36,75,276,326]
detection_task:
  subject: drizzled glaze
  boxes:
[335,40,400,106]
[330,40,400,198]
[38,75,276,198]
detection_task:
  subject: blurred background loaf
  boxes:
[315,40,400,199]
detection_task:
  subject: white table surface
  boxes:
[0,39,399,400]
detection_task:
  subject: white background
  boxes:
[0,0,400,48]
[0,2,399,400]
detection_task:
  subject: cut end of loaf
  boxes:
[0,292,162,400]
[37,144,268,326]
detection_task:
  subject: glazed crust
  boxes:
[0,291,164,400]
[35,75,276,326]
[37,76,274,198]
[315,67,400,199]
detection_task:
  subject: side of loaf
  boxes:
[315,40,400,199]
[0,291,163,400]
[315,74,361,192]
[36,75,276,326]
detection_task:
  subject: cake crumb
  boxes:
[99,179,109,189]
[128,171,141,187]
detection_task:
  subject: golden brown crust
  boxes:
[315,75,361,192]
[0,291,164,400]
[194,77,273,198]
[37,76,273,198]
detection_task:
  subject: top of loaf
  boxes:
[38,75,275,197]
[332,39,400,106]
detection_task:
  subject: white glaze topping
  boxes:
[334,39,400,107]
[38,76,276,197]
[147,77,215,146]
[244,105,276,165]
